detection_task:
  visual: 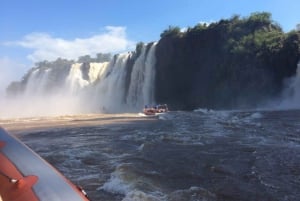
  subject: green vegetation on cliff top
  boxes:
[155,12,300,109]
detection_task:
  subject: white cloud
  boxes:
[6,26,135,62]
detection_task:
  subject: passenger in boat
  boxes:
[151,105,157,113]
[155,104,168,113]
[157,104,163,113]
[164,104,169,112]
[144,104,169,115]
[143,105,156,115]
[143,105,148,113]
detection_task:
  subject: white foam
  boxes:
[250,112,263,119]
[167,186,216,201]
[99,172,132,194]
[122,190,165,201]
[99,163,164,200]
[137,143,145,151]
[157,113,169,120]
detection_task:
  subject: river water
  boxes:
[16,109,300,201]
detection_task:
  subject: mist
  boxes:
[0,44,157,119]
[0,93,83,118]
[0,57,27,98]
[267,62,300,110]
[279,63,300,109]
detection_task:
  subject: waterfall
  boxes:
[87,43,157,113]
[2,43,157,117]
[67,63,89,93]
[24,68,52,96]
[126,42,156,110]
[90,53,131,113]
[66,62,108,93]
[278,62,300,109]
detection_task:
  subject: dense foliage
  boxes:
[155,12,300,110]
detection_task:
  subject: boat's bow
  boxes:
[0,127,89,201]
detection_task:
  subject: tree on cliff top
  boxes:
[160,26,182,38]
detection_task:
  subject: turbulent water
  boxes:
[17,109,300,201]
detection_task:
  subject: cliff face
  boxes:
[155,13,300,110]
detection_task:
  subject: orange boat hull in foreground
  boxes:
[0,127,89,201]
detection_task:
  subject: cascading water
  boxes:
[126,43,156,111]
[87,42,157,113]
[89,53,131,113]
[24,68,52,96]
[67,63,90,93]
[1,43,157,117]
[278,62,300,109]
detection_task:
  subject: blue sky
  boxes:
[0,0,299,94]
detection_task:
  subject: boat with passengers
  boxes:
[143,104,169,115]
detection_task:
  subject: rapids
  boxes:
[12,109,300,201]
